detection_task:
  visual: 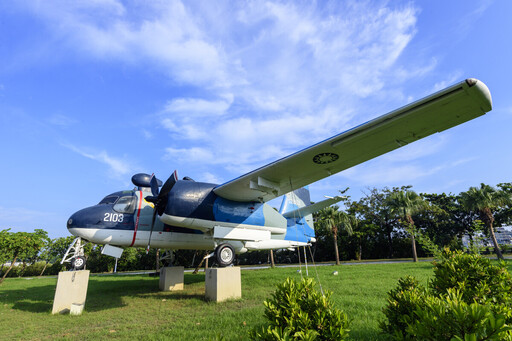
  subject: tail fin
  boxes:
[279,187,315,243]
[279,187,311,215]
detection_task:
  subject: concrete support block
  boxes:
[70,303,84,315]
[159,266,184,291]
[52,270,90,315]
[205,267,241,302]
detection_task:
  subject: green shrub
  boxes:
[379,276,427,340]
[1,261,65,277]
[430,249,512,322]
[1,264,22,277]
[407,289,512,340]
[18,261,45,276]
[250,277,350,340]
[381,250,512,340]
[45,262,66,275]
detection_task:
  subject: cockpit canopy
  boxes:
[98,191,137,214]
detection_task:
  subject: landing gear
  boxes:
[160,250,175,267]
[215,243,235,267]
[71,255,86,270]
[61,237,87,271]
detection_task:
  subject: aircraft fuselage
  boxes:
[67,180,314,254]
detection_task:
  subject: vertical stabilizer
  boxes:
[280,187,315,243]
[279,187,311,215]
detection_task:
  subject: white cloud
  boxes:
[154,1,421,177]
[201,172,222,184]
[0,206,55,225]
[382,135,448,162]
[21,1,431,181]
[164,146,215,163]
[338,156,476,186]
[0,206,63,237]
[63,143,135,179]
[164,94,234,117]
[431,71,464,93]
[342,163,444,185]
[142,129,153,140]
[506,106,512,116]
[47,114,77,127]
[20,0,237,87]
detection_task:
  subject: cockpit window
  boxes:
[113,196,137,214]
[99,196,119,205]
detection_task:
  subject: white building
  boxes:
[462,226,512,247]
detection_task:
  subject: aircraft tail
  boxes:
[279,187,346,244]
[279,187,315,243]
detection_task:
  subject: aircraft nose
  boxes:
[67,210,85,238]
[67,206,103,230]
[67,211,79,230]
[67,209,89,233]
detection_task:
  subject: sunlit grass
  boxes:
[1,260,510,340]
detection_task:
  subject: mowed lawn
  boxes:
[0,260,502,340]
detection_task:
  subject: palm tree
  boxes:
[386,190,428,262]
[317,206,354,265]
[459,183,512,260]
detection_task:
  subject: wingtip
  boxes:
[466,78,492,112]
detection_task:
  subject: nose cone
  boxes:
[67,208,89,237]
[67,206,106,237]
[67,211,77,230]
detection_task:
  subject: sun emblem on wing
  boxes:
[312,152,339,164]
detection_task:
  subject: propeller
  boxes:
[145,170,178,253]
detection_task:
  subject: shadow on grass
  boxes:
[2,284,56,313]
[0,273,207,313]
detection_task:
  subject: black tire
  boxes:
[215,243,235,267]
[71,256,86,270]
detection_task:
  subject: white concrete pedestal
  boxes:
[205,267,241,302]
[52,270,90,315]
[159,266,184,291]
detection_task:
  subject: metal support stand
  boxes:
[160,250,175,266]
[61,237,86,270]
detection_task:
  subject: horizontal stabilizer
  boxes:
[283,195,345,219]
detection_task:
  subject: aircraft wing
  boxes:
[213,78,492,202]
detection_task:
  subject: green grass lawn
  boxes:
[0,260,509,340]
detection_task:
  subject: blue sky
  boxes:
[1,0,511,238]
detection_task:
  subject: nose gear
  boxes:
[61,237,87,271]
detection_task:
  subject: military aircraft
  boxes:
[66,78,492,268]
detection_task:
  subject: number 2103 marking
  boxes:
[104,213,124,222]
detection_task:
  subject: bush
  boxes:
[250,277,350,340]
[381,250,512,340]
[21,261,47,276]
[379,276,427,340]
[407,289,512,340]
[430,249,512,322]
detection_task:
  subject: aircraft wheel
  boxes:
[215,244,235,267]
[71,256,86,270]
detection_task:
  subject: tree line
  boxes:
[313,182,512,265]
[1,182,511,280]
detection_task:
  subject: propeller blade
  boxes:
[159,170,178,199]
[149,173,159,197]
[146,170,179,253]
[155,170,178,215]
[146,208,158,254]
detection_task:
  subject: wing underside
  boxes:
[213,78,492,202]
